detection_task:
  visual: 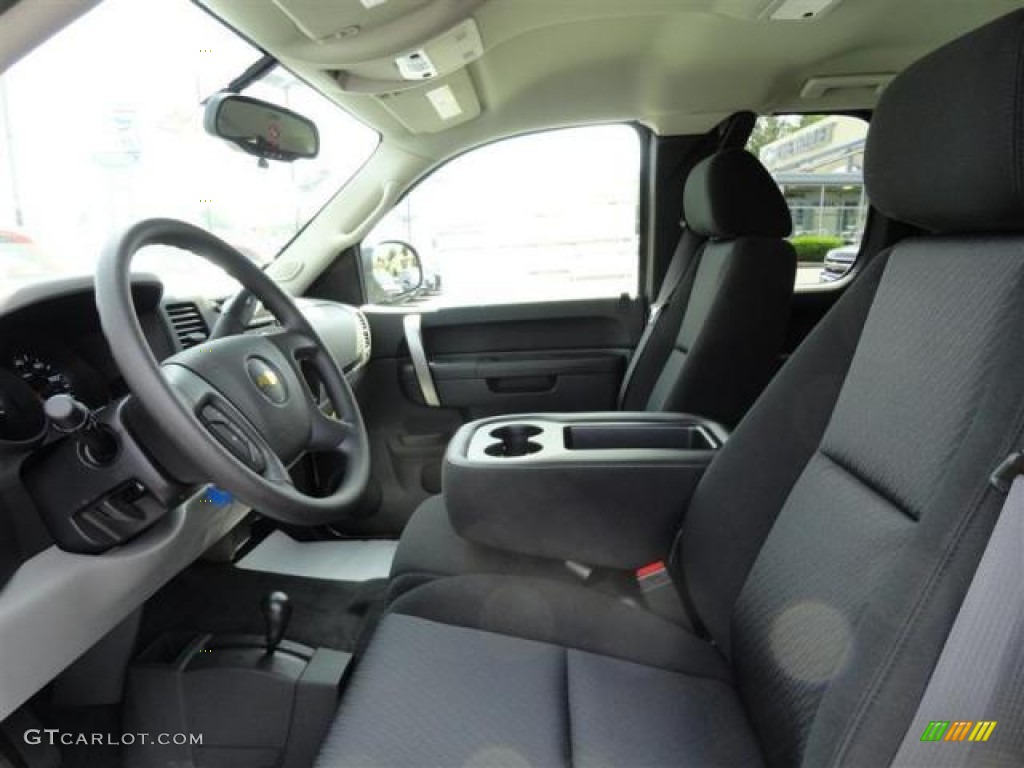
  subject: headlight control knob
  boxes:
[44,394,118,465]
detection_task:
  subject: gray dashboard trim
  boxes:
[0,489,248,722]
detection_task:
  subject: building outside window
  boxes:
[754,115,869,285]
[758,116,868,241]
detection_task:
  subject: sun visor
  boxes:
[376,68,481,133]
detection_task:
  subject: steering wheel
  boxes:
[95,219,370,525]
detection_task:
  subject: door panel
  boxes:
[349,297,643,535]
[403,350,625,414]
[386,297,642,417]
[368,298,639,355]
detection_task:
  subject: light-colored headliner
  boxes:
[201,0,1023,160]
[3,0,1022,294]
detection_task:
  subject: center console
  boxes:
[444,412,727,569]
[123,592,350,768]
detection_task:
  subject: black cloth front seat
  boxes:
[316,10,1024,767]
[390,150,796,586]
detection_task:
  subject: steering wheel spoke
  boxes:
[309,408,356,452]
[261,446,296,488]
[164,361,294,479]
[194,393,295,488]
[269,328,360,454]
[196,399,268,474]
[268,327,320,359]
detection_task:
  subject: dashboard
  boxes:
[2,334,113,409]
[0,275,372,721]
[0,280,169,449]
[0,277,370,454]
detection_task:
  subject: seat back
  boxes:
[671,10,1024,766]
[621,149,796,427]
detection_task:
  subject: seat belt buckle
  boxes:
[990,451,1024,493]
[636,561,689,624]
[638,561,671,589]
[636,561,672,592]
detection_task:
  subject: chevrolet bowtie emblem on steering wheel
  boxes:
[246,358,288,404]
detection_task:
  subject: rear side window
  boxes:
[748,115,869,286]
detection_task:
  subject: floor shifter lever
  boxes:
[261,591,292,655]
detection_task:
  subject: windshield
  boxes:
[0,0,378,297]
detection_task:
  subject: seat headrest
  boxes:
[866,9,1024,234]
[683,149,792,240]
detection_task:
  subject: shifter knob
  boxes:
[261,591,292,655]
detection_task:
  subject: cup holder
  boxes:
[485,425,543,457]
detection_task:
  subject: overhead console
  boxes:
[207,0,487,133]
[317,3,486,134]
[443,412,728,570]
[328,17,484,94]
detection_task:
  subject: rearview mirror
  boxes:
[362,241,424,304]
[204,93,319,163]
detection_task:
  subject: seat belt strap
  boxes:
[617,231,703,408]
[650,231,695,318]
[891,474,1024,767]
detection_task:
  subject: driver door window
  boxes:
[362,125,642,307]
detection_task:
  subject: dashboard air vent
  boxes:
[165,302,209,348]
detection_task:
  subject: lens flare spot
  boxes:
[769,600,851,684]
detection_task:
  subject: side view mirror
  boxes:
[204,93,319,163]
[362,241,424,304]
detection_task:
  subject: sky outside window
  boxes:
[0,0,378,296]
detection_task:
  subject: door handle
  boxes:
[403,313,441,407]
